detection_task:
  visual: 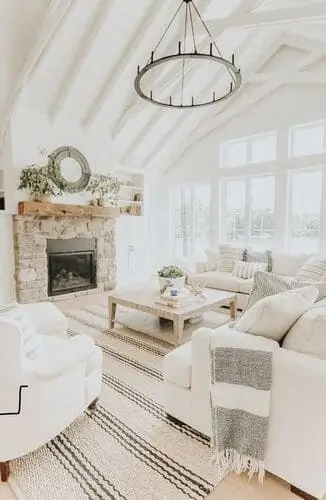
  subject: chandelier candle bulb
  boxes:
[178,41,181,54]
[232,53,235,65]
[210,43,213,56]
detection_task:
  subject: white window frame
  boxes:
[288,119,326,158]
[169,183,211,260]
[220,131,277,168]
[220,174,276,248]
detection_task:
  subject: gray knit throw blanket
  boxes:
[210,330,279,483]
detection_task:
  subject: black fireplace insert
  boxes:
[47,238,97,296]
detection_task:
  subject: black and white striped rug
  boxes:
[11,304,226,500]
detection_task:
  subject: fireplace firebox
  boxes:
[47,238,97,296]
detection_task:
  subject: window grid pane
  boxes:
[250,176,275,249]
[290,123,325,157]
[223,180,246,244]
[288,170,322,254]
[250,134,277,163]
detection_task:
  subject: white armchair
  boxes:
[0,302,102,482]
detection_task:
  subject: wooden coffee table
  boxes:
[108,283,237,346]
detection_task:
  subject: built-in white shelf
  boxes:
[120,184,144,190]
[117,171,144,216]
[119,199,142,205]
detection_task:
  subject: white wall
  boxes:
[156,84,326,263]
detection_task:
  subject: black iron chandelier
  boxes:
[134,0,242,109]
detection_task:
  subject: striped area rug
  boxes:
[11,303,224,500]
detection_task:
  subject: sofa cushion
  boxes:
[238,278,254,294]
[232,260,267,279]
[296,256,326,282]
[191,271,246,293]
[205,249,219,271]
[234,286,318,341]
[218,245,245,273]
[163,342,192,388]
[243,249,273,272]
[272,253,311,276]
[283,305,326,360]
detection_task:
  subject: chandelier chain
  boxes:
[191,1,237,85]
[147,0,184,64]
[181,1,189,105]
[189,2,197,54]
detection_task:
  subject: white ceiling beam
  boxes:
[162,43,326,174]
[49,0,114,122]
[0,0,76,141]
[246,72,326,84]
[205,3,326,31]
[82,0,178,130]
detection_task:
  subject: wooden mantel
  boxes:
[18,201,120,218]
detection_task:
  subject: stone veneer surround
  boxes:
[13,215,116,303]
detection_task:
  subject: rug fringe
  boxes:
[211,448,265,484]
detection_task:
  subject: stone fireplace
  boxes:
[13,211,116,303]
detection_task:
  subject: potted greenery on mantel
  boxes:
[86,173,121,207]
[18,153,62,202]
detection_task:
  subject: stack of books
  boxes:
[155,289,192,308]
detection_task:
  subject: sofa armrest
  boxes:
[21,302,67,337]
[24,334,96,378]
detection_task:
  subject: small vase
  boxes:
[97,198,105,207]
[158,276,185,294]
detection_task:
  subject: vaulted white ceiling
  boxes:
[2,0,326,175]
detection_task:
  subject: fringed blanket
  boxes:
[210,330,279,483]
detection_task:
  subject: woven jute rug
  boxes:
[11,301,229,500]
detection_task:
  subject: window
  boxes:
[288,170,322,253]
[222,176,275,249]
[250,176,275,248]
[223,180,246,244]
[221,132,277,168]
[170,184,211,259]
[289,121,325,157]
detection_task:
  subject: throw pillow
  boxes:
[234,286,318,341]
[283,305,326,359]
[296,256,326,282]
[232,260,268,279]
[218,245,244,273]
[243,271,326,314]
[243,249,273,272]
[205,249,219,271]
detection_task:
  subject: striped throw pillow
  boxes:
[218,245,245,273]
[232,260,268,279]
[296,256,326,282]
[242,271,326,315]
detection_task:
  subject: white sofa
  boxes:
[192,252,314,310]
[163,321,326,499]
[0,302,102,481]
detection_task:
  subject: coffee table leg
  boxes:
[109,298,117,329]
[173,317,184,347]
[230,297,237,321]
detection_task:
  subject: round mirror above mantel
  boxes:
[48,146,91,193]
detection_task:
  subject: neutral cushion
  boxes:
[296,256,326,282]
[243,271,326,314]
[191,271,245,293]
[283,306,326,359]
[272,253,311,276]
[205,249,219,271]
[234,286,318,341]
[163,342,192,388]
[218,245,244,273]
[238,278,254,294]
[232,260,267,279]
[0,306,39,356]
[243,249,273,272]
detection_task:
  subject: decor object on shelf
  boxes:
[134,0,241,109]
[157,265,185,293]
[48,146,91,193]
[86,173,120,207]
[18,151,62,202]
